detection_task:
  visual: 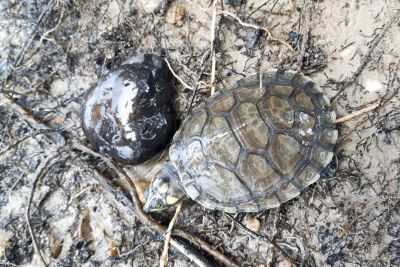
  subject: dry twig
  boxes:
[0,261,20,267]
[336,100,396,123]
[160,202,183,267]
[220,10,294,52]
[210,0,220,95]
[14,0,56,67]
[164,58,194,90]
[187,50,211,115]
[336,103,380,123]
[25,152,62,267]
[295,1,311,71]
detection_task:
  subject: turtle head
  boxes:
[143,163,185,212]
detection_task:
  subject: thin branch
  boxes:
[220,10,294,52]
[295,1,311,71]
[25,5,65,60]
[187,50,211,116]
[0,261,20,267]
[0,129,59,157]
[14,0,56,67]
[164,58,194,90]
[210,0,220,95]
[160,202,183,267]
[336,100,396,123]
[25,152,62,267]
[336,103,380,123]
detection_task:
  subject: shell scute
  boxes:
[201,164,251,201]
[268,84,294,97]
[209,95,235,113]
[231,102,269,150]
[236,74,258,87]
[238,153,281,198]
[293,92,315,112]
[269,134,302,175]
[295,165,320,188]
[185,181,201,200]
[319,128,338,145]
[263,69,296,86]
[296,112,316,138]
[311,146,334,169]
[275,69,296,83]
[319,110,336,124]
[203,116,241,167]
[313,94,331,110]
[275,183,301,202]
[184,111,207,138]
[259,195,280,209]
[261,96,294,129]
[185,140,206,168]
[236,202,259,213]
[236,86,265,101]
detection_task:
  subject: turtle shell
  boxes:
[169,69,337,213]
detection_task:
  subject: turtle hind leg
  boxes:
[321,153,338,178]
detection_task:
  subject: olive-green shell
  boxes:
[169,69,337,212]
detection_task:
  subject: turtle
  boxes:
[144,69,337,213]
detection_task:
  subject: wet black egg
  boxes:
[82,54,176,164]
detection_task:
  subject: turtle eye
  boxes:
[153,200,163,210]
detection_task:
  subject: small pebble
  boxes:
[48,115,65,126]
[107,245,119,257]
[244,217,261,233]
[78,209,91,239]
[165,3,186,26]
[140,0,166,13]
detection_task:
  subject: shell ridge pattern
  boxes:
[229,94,291,198]
[273,192,285,204]
[171,69,337,212]
[240,74,301,198]
[263,70,314,201]
[204,98,256,200]
[200,107,212,136]
[210,161,254,200]
[291,73,335,183]
[200,113,210,136]
[254,99,287,179]
[223,114,246,167]
[290,76,324,175]
[264,71,320,198]
[255,99,276,137]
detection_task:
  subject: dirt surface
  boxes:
[1,0,399,266]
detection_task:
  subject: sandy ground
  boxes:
[0,0,399,266]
